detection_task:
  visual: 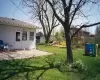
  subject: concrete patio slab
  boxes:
[0,49,53,60]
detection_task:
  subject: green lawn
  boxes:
[0,45,100,80]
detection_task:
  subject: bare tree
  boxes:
[22,0,59,44]
[45,0,100,63]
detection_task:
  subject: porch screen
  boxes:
[22,31,27,41]
[30,32,34,40]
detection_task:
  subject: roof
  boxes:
[36,32,44,37]
[0,17,38,29]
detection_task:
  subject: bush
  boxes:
[49,40,53,43]
[98,44,100,48]
[72,60,87,73]
[56,60,87,73]
[55,32,63,42]
[60,41,66,46]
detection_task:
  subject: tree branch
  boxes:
[45,0,64,25]
[61,0,66,9]
[69,0,85,27]
[71,21,100,39]
[68,0,73,12]
[42,6,50,31]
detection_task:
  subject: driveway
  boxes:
[0,49,53,60]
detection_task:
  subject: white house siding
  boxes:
[21,28,36,49]
[0,25,15,49]
[0,25,36,49]
[40,37,45,43]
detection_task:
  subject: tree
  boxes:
[45,0,100,63]
[22,0,59,44]
[95,25,100,45]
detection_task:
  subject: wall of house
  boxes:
[0,25,15,49]
[40,36,45,43]
[0,25,36,49]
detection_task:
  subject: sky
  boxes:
[0,0,100,34]
[0,0,30,21]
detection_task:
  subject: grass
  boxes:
[0,45,100,80]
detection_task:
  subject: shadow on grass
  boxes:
[0,56,64,80]
[1,55,100,80]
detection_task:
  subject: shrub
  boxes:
[60,41,66,46]
[72,60,87,73]
[49,40,53,43]
[56,60,87,73]
[55,32,63,42]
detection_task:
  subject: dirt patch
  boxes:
[0,49,53,60]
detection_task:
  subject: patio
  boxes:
[0,49,53,60]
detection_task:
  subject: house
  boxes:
[70,27,90,37]
[70,27,90,45]
[0,17,37,50]
[85,34,95,43]
[36,32,45,43]
[36,31,56,44]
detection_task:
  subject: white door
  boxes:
[14,32,22,49]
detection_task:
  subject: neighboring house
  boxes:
[85,34,95,43]
[70,28,90,44]
[70,27,89,38]
[36,32,56,44]
[69,28,89,45]
[0,17,37,50]
[36,32,45,43]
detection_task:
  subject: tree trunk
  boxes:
[45,31,51,44]
[45,36,50,44]
[65,30,73,64]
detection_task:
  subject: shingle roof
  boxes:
[0,17,37,28]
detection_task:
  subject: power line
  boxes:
[12,0,21,17]
[9,0,30,17]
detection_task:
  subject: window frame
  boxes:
[29,32,34,41]
[22,31,27,41]
[16,32,21,41]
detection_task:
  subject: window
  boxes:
[16,32,20,41]
[30,32,34,40]
[22,31,27,41]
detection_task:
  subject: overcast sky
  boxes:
[0,0,100,34]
